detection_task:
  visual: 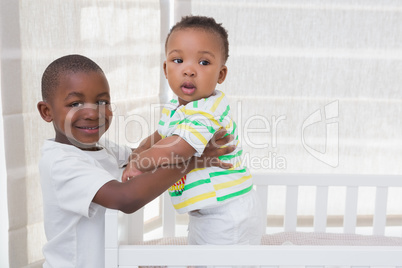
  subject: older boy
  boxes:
[37,54,235,267]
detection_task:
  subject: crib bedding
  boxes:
[263,231,402,246]
[133,232,402,246]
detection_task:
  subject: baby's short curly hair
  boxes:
[165,15,229,63]
[41,54,104,102]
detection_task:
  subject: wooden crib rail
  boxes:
[253,173,402,235]
[116,245,402,267]
[112,174,402,243]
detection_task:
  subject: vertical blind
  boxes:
[1,0,161,266]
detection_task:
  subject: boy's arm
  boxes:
[93,129,235,214]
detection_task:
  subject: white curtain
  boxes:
[189,0,402,175]
[187,0,402,224]
[1,0,162,267]
[169,0,402,233]
[1,0,402,266]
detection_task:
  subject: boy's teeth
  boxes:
[80,126,98,129]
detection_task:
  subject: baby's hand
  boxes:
[122,162,143,182]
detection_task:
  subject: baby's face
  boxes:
[49,71,112,150]
[164,28,227,106]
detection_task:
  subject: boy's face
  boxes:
[38,71,112,150]
[164,28,228,106]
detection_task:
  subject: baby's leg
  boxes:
[187,189,264,245]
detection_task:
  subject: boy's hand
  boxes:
[197,128,236,169]
[122,162,143,182]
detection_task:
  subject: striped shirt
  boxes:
[158,90,253,214]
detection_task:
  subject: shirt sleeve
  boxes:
[171,109,222,157]
[50,154,115,218]
[99,138,132,168]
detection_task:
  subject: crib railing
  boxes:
[253,173,402,235]
[105,174,402,267]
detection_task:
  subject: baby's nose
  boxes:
[183,65,196,77]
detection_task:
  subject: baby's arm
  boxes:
[122,131,162,181]
[132,130,162,156]
[122,135,196,181]
[135,135,196,169]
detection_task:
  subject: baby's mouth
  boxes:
[181,82,196,95]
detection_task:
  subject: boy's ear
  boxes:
[163,61,168,79]
[217,65,228,84]
[37,101,53,123]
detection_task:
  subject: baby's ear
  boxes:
[217,65,228,84]
[163,61,168,79]
[37,101,53,122]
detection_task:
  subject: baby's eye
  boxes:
[70,102,83,108]
[173,59,183,64]
[199,60,210,66]
[97,100,110,106]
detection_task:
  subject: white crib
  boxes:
[105,174,402,267]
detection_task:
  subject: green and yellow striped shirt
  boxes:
[158,90,253,214]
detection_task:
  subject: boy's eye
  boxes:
[97,100,110,106]
[199,60,210,66]
[70,102,83,108]
[173,59,183,64]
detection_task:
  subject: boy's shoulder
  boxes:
[41,139,82,156]
[39,140,93,179]
[39,139,130,175]
[40,140,94,168]
[40,138,127,163]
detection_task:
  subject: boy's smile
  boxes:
[164,28,228,106]
[38,71,112,150]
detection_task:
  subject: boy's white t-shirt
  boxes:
[39,139,131,268]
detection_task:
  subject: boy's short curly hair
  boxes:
[41,54,104,102]
[165,15,229,63]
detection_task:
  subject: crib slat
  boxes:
[105,209,118,267]
[314,186,329,232]
[256,184,268,233]
[163,191,176,237]
[284,185,298,232]
[128,207,144,242]
[344,186,358,234]
[373,187,388,236]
